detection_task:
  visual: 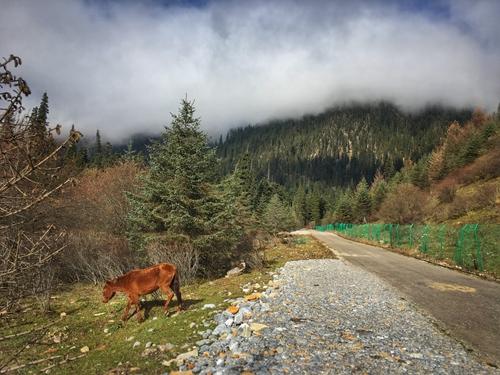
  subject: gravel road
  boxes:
[185,259,498,374]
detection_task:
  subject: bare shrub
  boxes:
[446,195,469,219]
[435,180,457,203]
[0,227,67,311]
[58,161,142,236]
[378,184,429,224]
[472,184,498,208]
[0,55,81,311]
[59,232,134,284]
[146,240,199,284]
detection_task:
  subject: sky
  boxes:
[1,0,500,141]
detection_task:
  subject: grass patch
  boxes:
[0,235,332,374]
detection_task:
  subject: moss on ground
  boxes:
[0,236,333,374]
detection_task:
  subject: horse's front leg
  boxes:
[122,299,132,321]
[130,295,143,322]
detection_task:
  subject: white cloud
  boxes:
[1,0,499,141]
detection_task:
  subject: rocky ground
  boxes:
[179,259,498,374]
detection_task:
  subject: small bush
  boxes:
[60,232,134,284]
[436,180,457,203]
[378,184,429,224]
[146,240,199,284]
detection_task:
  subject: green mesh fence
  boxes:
[315,223,500,275]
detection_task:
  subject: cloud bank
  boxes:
[1,0,500,141]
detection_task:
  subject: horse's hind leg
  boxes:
[160,284,174,314]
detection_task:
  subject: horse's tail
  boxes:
[171,269,183,311]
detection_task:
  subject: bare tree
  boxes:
[0,54,81,311]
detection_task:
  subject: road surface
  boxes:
[310,230,500,366]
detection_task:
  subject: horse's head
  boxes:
[102,282,116,303]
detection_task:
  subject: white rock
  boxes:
[158,343,174,352]
[189,322,196,328]
[133,341,141,348]
[202,304,216,310]
[175,348,198,364]
[225,318,234,327]
[80,346,90,353]
[229,341,239,352]
[145,341,152,348]
[239,323,251,338]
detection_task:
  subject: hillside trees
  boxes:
[0,55,81,310]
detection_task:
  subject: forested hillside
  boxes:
[217,103,472,188]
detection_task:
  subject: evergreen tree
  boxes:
[127,99,229,266]
[92,130,103,167]
[36,92,49,127]
[252,178,274,217]
[263,194,294,234]
[353,178,371,222]
[409,157,429,189]
[223,152,257,230]
[336,191,353,223]
[370,171,387,211]
[307,190,322,224]
[292,185,308,226]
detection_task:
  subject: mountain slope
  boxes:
[217,102,472,188]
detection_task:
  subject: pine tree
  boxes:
[292,185,308,226]
[370,171,387,210]
[336,191,353,223]
[223,152,257,230]
[263,194,294,234]
[308,190,322,224]
[36,92,49,127]
[127,99,229,265]
[353,178,371,222]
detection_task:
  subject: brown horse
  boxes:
[102,263,183,321]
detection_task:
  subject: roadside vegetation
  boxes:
[0,236,332,374]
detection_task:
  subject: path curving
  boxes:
[310,230,500,366]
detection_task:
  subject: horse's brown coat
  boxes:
[102,263,183,321]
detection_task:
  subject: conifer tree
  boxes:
[370,171,387,211]
[292,185,308,226]
[263,194,295,234]
[93,130,103,167]
[353,177,371,222]
[36,92,49,126]
[127,99,229,266]
[336,191,353,223]
[307,190,322,224]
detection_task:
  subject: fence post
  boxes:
[473,224,484,272]
[439,225,446,258]
[420,225,429,253]
[409,224,414,248]
[454,225,467,266]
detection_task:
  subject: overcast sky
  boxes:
[2,0,499,141]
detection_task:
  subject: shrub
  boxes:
[435,179,457,204]
[378,184,429,224]
[145,240,199,284]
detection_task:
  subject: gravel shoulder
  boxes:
[185,259,498,374]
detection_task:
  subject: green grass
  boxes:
[0,236,333,374]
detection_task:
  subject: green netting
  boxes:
[314,222,500,275]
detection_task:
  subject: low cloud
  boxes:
[2,0,499,141]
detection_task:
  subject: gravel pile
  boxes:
[182,259,497,374]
